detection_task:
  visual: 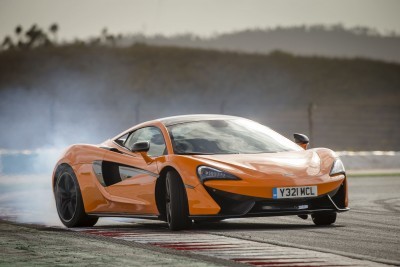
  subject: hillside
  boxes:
[0,44,399,150]
[123,26,400,63]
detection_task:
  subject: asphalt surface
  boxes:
[0,175,399,266]
[194,176,400,265]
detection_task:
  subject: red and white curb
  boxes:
[72,227,387,267]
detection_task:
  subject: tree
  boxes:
[1,36,14,50]
[101,27,108,40]
[25,24,40,47]
[15,25,24,48]
[101,27,116,46]
[25,24,51,48]
[15,25,23,36]
[49,23,59,43]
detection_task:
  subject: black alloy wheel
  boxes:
[54,165,98,227]
[55,172,77,222]
[165,171,191,230]
[165,176,172,226]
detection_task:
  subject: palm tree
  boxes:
[101,27,108,44]
[15,25,23,36]
[49,23,59,44]
[15,25,24,48]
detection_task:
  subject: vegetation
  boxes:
[0,32,399,151]
[1,24,59,50]
[2,23,400,63]
[1,24,122,50]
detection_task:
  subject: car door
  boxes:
[100,126,167,215]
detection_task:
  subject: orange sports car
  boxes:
[53,114,348,230]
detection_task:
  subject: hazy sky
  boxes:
[1,0,399,41]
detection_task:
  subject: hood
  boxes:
[193,149,323,177]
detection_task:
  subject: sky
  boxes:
[0,0,400,41]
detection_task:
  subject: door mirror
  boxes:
[293,133,309,149]
[131,141,150,152]
[131,141,153,164]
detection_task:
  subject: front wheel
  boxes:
[165,171,191,230]
[54,165,98,227]
[311,212,337,226]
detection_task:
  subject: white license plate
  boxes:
[273,186,318,199]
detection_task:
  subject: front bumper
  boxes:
[189,181,349,220]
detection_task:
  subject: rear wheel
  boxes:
[54,165,98,227]
[165,171,191,230]
[312,212,337,226]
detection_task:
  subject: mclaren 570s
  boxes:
[53,114,348,230]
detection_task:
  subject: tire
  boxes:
[311,212,337,226]
[54,165,98,227]
[165,171,191,230]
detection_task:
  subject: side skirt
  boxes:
[88,213,161,220]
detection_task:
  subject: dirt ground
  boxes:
[0,220,220,267]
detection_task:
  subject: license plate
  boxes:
[273,186,318,199]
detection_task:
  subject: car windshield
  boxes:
[167,119,302,154]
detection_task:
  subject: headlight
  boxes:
[330,159,345,176]
[197,166,240,182]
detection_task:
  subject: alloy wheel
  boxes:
[165,177,172,225]
[55,172,78,222]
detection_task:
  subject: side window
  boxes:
[124,127,166,157]
[115,133,129,146]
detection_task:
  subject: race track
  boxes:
[194,176,400,265]
[0,175,399,266]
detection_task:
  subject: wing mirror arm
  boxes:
[140,151,154,164]
[293,133,309,150]
[131,141,154,164]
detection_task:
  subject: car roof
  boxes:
[157,114,243,126]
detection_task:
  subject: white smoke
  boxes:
[0,150,60,225]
